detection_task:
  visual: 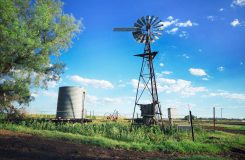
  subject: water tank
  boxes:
[56,86,85,119]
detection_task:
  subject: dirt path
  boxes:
[0,130,176,160]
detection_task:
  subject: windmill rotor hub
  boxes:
[132,16,164,43]
[147,23,151,30]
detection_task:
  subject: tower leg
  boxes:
[131,57,145,130]
[131,52,164,132]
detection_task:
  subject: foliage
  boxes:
[0,0,81,113]
[183,114,197,120]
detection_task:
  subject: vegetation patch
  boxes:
[0,120,244,155]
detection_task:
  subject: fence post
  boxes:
[213,107,216,131]
[221,108,223,120]
[189,110,195,141]
[168,108,173,128]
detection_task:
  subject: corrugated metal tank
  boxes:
[56,86,85,119]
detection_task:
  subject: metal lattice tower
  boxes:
[113,16,164,129]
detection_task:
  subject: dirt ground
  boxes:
[0,130,176,160]
[0,129,244,160]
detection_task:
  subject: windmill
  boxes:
[113,16,164,128]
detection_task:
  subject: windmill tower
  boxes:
[113,16,164,128]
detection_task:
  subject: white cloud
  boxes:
[179,31,188,38]
[217,66,225,72]
[41,90,58,98]
[131,79,144,89]
[159,19,178,29]
[189,68,207,76]
[209,91,245,101]
[182,54,190,59]
[69,75,114,89]
[230,19,240,27]
[86,94,134,107]
[159,17,197,37]
[167,27,179,34]
[159,63,164,67]
[131,77,207,97]
[158,78,176,84]
[118,80,127,88]
[202,78,209,81]
[176,20,198,27]
[157,78,207,96]
[161,71,172,75]
[219,8,224,11]
[207,16,215,21]
[160,17,197,29]
[231,0,245,7]
[167,16,174,21]
[46,80,58,88]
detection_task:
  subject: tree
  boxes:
[183,114,197,121]
[0,0,81,115]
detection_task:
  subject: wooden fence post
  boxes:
[189,110,195,141]
[213,107,216,131]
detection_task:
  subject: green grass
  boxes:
[0,120,244,155]
[174,155,226,160]
[200,123,245,131]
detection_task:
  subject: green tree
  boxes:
[183,114,196,121]
[0,0,81,115]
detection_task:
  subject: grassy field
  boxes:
[0,113,244,159]
[0,119,244,154]
[198,123,245,131]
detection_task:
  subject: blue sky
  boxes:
[29,0,245,119]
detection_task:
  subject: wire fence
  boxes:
[29,107,244,121]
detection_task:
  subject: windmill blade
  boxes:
[141,17,146,25]
[137,35,144,43]
[133,31,143,41]
[152,34,159,40]
[155,21,163,26]
[146,15,150,23]
[137,18,144,26]
[137,33,144,42]
[153,23,164,31]
[151,32,160,39]
[133,31,142,38]
[113,27,140,32]
[140,34,146,43]
[134,23,142,28]
[151,16,159,25]
[149,34,155,42]
[149,16,155,24]
[133,33,140,41]
[152,19,162,26]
